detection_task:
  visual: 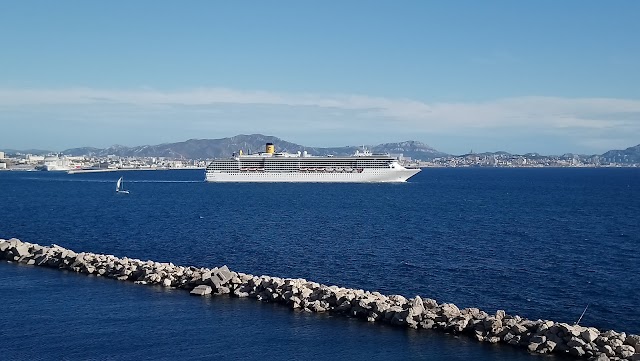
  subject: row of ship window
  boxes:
[207,168,390,172]
[210,172,385,175]
[208,165,392,170]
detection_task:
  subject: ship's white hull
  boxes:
[44,165,71,171]
[205,168,420,183]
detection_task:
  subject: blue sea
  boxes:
[1,168,638,360]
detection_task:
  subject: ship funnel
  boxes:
[265,143,275,154]
[239,150,243,155]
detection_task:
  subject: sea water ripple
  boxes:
[1,168,638,337]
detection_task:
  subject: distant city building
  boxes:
[0,151,4,159]
[26,154,44,163]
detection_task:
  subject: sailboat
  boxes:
[116,176,130,194]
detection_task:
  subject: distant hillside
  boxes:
[60,134,448,160]
[371,141,447,160]
[600,144,640,164]
[7,137,639,162]
[0,148,53,156]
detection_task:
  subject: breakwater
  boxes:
[1,238,638,361]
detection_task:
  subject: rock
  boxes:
[615,344,635,358]
[372,300,390,314]
[546,332,564,348]
[419,319,435,329]
[507,335,521,346]
[210,265,232,288]
[410,296,425,315]
[215,286,230,295]
[233,289,250,298]
[482,317,502,334]
[537,320,555,333]
[439,303,460,321]
[423,298,438,308]
[542,340,557,353]
[484,336,499,344]
[558,323,581,337]
[300,287,313,299]
[625,334,640,352]
[200,271,212,282]
[13,244,31,257]
[591,354,610,361]
[502,332,515,343]
[306,300,327,312]
[531,335,546,344]
[599,344,615,356]
[390,309,410,326]
[511,324,528,335]
[190,285,212,296]
[568,337,587,348]
[0,240,10,252]
[582,327,600,343]
[389,295,407,304]
[447,316,470,333]
[162,278,172,287]
[606,337,624,349]
[502,317,517,329]
[569,346,586,357]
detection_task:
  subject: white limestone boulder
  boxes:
[190,285,212,296]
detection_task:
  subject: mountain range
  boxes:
[599,144,640,163]
[2,134,639,163]
[43,134,447,161]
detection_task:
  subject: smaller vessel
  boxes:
[39,155,72,171]
[116,176,130,194]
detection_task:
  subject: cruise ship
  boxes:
[205,143,420,182]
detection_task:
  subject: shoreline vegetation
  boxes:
[1,238,638,361]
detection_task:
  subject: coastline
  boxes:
[67,167,204,174]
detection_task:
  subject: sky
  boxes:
[1,0,639,155]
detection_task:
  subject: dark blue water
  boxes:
[1,168,638,360]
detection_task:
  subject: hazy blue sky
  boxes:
[1,0,639,154]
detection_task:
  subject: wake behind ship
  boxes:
[205,143,420,183]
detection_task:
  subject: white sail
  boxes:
[116,176,129,194]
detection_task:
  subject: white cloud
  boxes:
[0,87,638,153]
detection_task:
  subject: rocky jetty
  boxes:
[1,238,639,361]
